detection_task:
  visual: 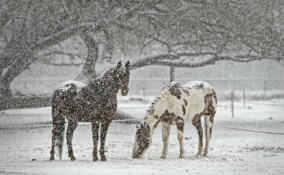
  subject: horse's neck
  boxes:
[144,91,171,135]
[106,77,120,94]
[86,76,119,95]
[144,115,157,138]
[101,72,120,94]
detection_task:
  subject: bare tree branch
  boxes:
[131,54,284,69]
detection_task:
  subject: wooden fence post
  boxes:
[231,90,234,118]
[243,89,246,108]
[263,80,267,99]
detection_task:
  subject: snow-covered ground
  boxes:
[0,99,284,175]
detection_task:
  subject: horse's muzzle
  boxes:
[132,153,141,159]
[121,88,129,96]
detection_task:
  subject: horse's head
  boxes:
[132,122,151,158]
[114,60,130,96]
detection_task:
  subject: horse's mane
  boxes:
[146,81,182,115]
[100,67,115,78]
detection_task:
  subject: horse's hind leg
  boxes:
[203,115,214,156]
[192,119,203,156]
[99,120,111,161]
[49,120,57,161]
[91,121,100,161]
[57,119,65,160]
[176,116,185,158]
[66,119,78,161]
[161,122,171,159]
[50,114,64,160]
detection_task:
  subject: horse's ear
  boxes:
[117,61,122,68]
[136,124,140,129]
[125,60,130,69]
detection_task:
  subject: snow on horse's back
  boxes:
[54,80,86,92]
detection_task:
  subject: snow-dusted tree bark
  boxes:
[78,32,99,79]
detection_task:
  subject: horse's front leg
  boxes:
[91,121,100,161]
[161,122,171,159]
[99,120,111,161]
[66,119,78,161]
[176,116,185,158]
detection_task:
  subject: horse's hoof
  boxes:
[160,155,166,159]
[70,156,76,161]
[196,153,202,158]
[49,156,55,161]
[93,157,98,161]
[100,157,107,161]
[202,152,208,157]
[179,155,185,159]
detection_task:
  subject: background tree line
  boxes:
[1,0,283,99]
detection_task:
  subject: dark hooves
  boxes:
[100,157,107,161]
[70,156,76,161]
[49,156,55,161]
[93,157,98,161]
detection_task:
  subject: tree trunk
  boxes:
[0,52,32,99]
[76,32,99,81]
[102,29,113,62]
[0,80,12,99]
[0,68,15,110]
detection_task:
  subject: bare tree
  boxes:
[0,0,148,98]
[81,0,284,79]
[122,0,284,69]
[1,0,283,99]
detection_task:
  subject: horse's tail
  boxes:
[54,119,65,160]
[50,90,66,160]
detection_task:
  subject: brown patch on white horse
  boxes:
[182,105,186,115]
[183,99,188,106]
[182,89,190,96]
[168,83,182,99]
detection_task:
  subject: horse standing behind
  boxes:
[49,61,130,161]
[133,81,217,159]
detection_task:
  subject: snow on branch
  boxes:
[31,22,102,52]
[131,53,284,69]
[111,20,171,50]
[38,50,81,60]
[36,50,83,67]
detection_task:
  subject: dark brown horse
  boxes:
[49,61,130,161]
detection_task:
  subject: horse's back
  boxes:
[52,80,86,119]
[54,80,86,92]
[183,81,217,122]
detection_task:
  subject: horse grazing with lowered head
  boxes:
[133,81,217,159]
[49,61,130,161]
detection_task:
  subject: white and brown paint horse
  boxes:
[133,81,217,159]
[49,61,130,161]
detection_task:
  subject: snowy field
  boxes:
[0,99,284,175]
